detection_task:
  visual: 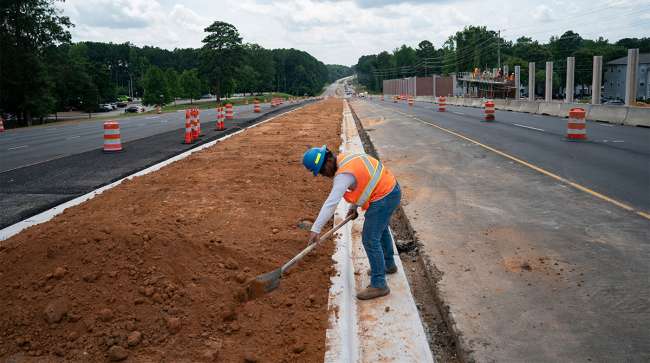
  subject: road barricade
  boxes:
[438,96,446,112]
[538,102,561,116]
[184,110,193,144]
[254,100,261,113]
[566,108,587,141]
[519,101,539,114]
[587,104,628,124]
[103,121,123,152]
[624,107,650,127]
[225,104,234,120]
[408,96,414,106]
[483,100,495,121]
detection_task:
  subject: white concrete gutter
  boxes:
[0,105,308,242]
[324,101,434,362]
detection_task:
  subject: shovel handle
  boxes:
[281,214,355,273]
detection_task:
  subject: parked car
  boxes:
[109,103,117,110]
[116,101,128,107]
[604,99,625,105]
[98,104,113,112]
[125,105,145,113]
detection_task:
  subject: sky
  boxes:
[58,0,650,66]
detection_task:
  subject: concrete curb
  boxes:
[325,101,434,362]
[0,104,311,242]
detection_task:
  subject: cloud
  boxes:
[532,5,554,22]
[58,0,650,66]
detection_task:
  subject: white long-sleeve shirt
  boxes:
[311,173,356,233]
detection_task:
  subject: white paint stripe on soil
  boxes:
[0,102,311,242]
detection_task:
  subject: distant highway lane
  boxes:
[362,97,650,215]
[0,103,275,173]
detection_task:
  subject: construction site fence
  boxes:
[382,76,454,97]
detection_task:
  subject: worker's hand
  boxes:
[308,231,319,245]
[347,207,359,220]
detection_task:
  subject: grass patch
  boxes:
[161,93,295,112]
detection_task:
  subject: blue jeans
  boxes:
[362,183,401,289]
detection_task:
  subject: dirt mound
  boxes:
[0,99,342,362]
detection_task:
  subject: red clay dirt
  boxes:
[0,99,343,362]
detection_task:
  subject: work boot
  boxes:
[366,265,398,276]
[356,286,390,300]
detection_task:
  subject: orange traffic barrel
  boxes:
[484,100,495,121]
[254,99,261,113]
[438,96,446,112]
[103,121,123,152]
[184,113,193,144]
[408,96,414,106]
[216,106,225,131]
[567,108,587,141]
[0,117,4,132]
[225,104,234,120]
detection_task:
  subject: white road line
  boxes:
[597,123,615,127]
[612,140,625,143]
[66,135,81,140]
[7,145,28,150]
[452,111,465,115]
[513,123,545,132]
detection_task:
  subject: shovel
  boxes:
[246,214,355,299]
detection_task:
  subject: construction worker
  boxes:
[303,145,401,300]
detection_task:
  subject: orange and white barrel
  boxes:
[225,103,234,119]
[408,96,414,106]
[567,108,587,141]
[184,111,193,144]
[0,117,4,132]
[191,108,198,140]
[484,100,495,121]
[216,106,225,130]
[103,121,122,152]
[438,96,446,112]
[254,100,261,113]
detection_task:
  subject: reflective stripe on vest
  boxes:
[357,158,384,207]
[338,153,384,207]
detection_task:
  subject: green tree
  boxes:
[165,68,180,102]
[200,21,243,99]
[142,66,169,106]
[0,0,72,125]
[179,69,201,103]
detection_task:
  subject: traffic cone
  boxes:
[254,99,261,113]
[0,117,4,132]
[483,100,495,121]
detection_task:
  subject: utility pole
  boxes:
[497,30,501,70]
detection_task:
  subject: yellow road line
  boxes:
[363,101,650,222]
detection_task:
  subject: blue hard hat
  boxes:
[303,145,327,176]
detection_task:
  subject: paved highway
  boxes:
[350,98,650,361]
[0,102,287,173]
[364,96,650,214]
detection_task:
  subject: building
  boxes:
[603,53,650,100]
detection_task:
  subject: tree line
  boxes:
[0,0,352,126]
[355,25,649,94]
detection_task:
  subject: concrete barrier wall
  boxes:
[519,101,540,114]
[446,96,648,126]
[587,105,629,124]
[538,102,561,116]
[621,107,650,127]
[506,100,521,111]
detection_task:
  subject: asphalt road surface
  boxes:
[350,98,649,362]
[0,102,283,173]
[0,100,312,229]
[364,96,650,215]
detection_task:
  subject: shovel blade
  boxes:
[245,268,282,300]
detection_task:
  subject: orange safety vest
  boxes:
[336,153,397,210]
